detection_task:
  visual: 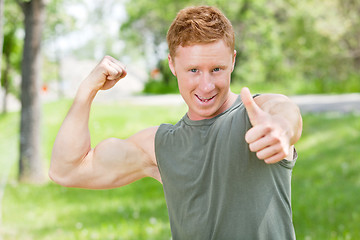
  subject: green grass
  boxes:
[1,100,360,239]
[292,113,360,239]
[2,179,170,240]
[1,100,187,240]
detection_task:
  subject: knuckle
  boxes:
[103,55,112,60]
[263,124,272,133]
[269,132,281,143]
[98,61,108,70]
[274,143,282,152]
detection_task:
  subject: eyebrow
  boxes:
[186,65,198,69]
[213,65,227,69]
[186,64,228,70]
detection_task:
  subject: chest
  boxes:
[157,109,253,188]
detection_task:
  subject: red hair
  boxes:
[167,6,235,58]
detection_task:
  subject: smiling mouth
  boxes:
[195,94,216,103]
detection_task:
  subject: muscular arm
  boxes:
[241,87,302,163]
[49,56,159,189]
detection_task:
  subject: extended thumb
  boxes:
[241,87,262,125]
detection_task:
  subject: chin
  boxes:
[192,108,219,120]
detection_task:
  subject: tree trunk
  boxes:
[18,0,46,183]
[354,55,360,72]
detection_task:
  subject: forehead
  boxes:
[173,40,233,65]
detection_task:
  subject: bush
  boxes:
[143,79,179,94]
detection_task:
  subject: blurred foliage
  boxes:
[2,0,360,96]
[1,0,79,96]
[143,79,179,94]
[1,0,23,99]
[143,58,179,94]
[121,0,360,94]
[69,0,128,60]
[43,0,77,41]
[42,0,78,91]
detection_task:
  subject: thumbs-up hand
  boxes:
[241,87,292,164]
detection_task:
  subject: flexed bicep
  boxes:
[62,137,153,189]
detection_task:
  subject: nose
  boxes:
[198,72,215,93]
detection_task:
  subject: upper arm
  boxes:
[59,126,160,189]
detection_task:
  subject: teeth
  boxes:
[196,95,215,102]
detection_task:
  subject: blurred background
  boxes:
[0,0,359,239]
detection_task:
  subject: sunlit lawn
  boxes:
[0,99,359,239]
[292,112,360,239]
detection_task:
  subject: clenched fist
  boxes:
[84,56,127,92]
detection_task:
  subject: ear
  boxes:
[168,54,177,76]
[231,50,237,72]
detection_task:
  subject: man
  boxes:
[50,5,302,239]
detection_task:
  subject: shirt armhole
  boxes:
[279,148,297,169]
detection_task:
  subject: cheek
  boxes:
[215,73,231,88]
[177,78,189,96]
[177,75,196,92]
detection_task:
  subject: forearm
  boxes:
[50,83,97,176]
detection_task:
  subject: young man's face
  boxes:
[169,40,237,121]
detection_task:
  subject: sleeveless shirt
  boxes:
[155,95,296,240]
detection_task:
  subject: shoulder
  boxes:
[128,126,158,158]
[129,126,159,140]
[127,126,160,178]
[252,93,290,107]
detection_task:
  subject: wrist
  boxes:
[75,81,99,104]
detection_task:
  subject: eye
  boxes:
[213,68,221,72]
[190,69,198,73]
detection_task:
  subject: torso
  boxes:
[153,95,296,239]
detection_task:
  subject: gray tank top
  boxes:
[155,95,296,240]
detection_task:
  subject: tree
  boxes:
[337,0,360,71]
[2,29,21,114]
[43,0,77,98]
[121,0,282,86]
[0,0,4,113]
[16,0,46,183]
[121,0,360,94]
[0,0,4,83]
[1,0,22,114]
[121,0,192,74]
